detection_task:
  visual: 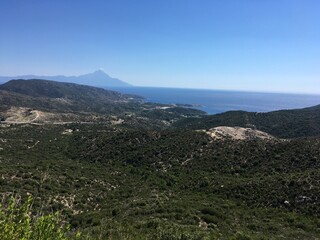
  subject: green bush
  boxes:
[0,195,81,240]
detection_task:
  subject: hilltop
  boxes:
[203,126,275,140]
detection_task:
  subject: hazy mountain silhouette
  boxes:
[0,70,131,87]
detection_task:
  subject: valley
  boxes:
[0,79,319,239]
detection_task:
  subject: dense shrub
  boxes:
[0,195,81,240]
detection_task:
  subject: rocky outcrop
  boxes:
[204,126,275,140]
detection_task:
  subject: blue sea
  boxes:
[106,86,320,114]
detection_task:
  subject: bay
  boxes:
[106,86,320,114]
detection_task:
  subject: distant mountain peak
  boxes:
[93,69,106,74]
[87,70,111,78]
[90,69,107,75]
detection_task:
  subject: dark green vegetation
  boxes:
[0,80,204,128]
[0,124,319,239]
[0,79,141,114]
[174,105,320,138]
[0,79,319,239]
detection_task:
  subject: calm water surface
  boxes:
[106,86,320,114]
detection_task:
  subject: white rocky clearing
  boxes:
[203,126,275,140]
[3,107,41,123]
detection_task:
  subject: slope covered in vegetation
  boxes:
[0,79,142,114]
[0,80,204,126]
[0,123,319,239]
[174,105,320,138]
[0,79,319,239]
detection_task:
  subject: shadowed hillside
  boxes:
[0,79,141,115]
[0,79,136,100]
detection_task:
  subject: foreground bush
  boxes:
[0,195,81,240]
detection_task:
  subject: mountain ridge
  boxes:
[0,70,131,87]
[0,79,140,115]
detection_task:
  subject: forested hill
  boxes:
[0,79,204,125]
[0,79,143,114]
[0,79,137,100]
[1,79,320,138]
[174,105,320,138]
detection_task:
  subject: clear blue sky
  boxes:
[1,0,320,93]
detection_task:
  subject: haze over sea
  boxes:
[107,87,320,114]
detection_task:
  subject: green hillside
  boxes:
[0,123,319,239]
[174,105,320,138]
[0,79,141,114]
[0,80,204,125]
[0,79,320,239]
